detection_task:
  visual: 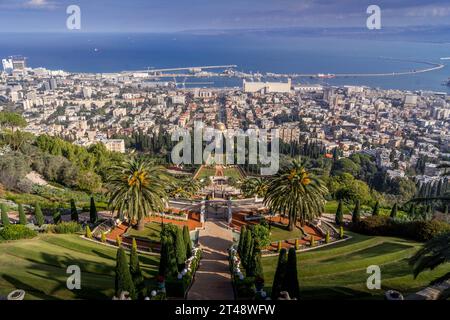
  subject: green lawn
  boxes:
[262,231,450,299]
[125,221,181,242]
[0,234,159,300]
[195,167,216,180]
[269,224,304,242]
[223,167,244,179]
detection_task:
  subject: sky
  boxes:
[0,0,450,33]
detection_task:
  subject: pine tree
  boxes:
[175,227,187,271]
[115,247,136,299]
[271,248,287,300]
[35,203,44,227]
[238,225,247,255]
[70,199,78,222]
[130,238,144,299]
[352,200,361,224]
[18,203,26,225]
[372,201,380,216]
[390,203,398,218]
[89,197,98,223]
[282,248,300,299]
[183,225,192,258]
[335,200,343,226]
[1,204,10,226]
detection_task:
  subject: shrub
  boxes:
[101,232,107,243]
[340,226,344,239]
[116,236,122,247]
[52,221,82,234]
[325,231,330,244]
[18,203,27,225]
[1,204,10,226]
[85,225,92,239]
[34,203,44,227]
[277,241,282,252]
[0,225,37,240]
[310,235,316,247]
[251,224,271,248]
[352,216,450,242]
[295,238,299,250]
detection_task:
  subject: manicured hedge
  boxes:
[0,225,38,240]
[352,216,450,242]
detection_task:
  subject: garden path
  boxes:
[187,219,234,300]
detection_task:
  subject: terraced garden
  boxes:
[0,234,159,300]
[262,231,450,299]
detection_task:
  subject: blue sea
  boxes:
[1,32,450,92]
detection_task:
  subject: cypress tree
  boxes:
[238,225,247,255]
[18,204,26,225]
[282,248,300,299]
[390,203,398,218]
[159,235,178,277]
[53,210,61,224]
[1,204,10,226]
[253,246,264,283]
[271,248,287,300]
[183,225,192,258]
[246,240,257,277]
[35,203,44,227]
[70,199,78,222]
[335,200,343,226]
[175,227,187,271]
[352,200,361,224]
[245,237,255,271]
[115,247,136,299]
[101,232,106,243]
[130,238,144,299]
[372,201,380,216]
[89,197,98,223]
[241,229,252,268]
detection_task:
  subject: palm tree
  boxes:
[410,232,450,284]
[241,177,267,199]
[168,178,201,199]
[107,157,172,230]
[264,160,328,231]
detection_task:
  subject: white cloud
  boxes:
[23,0,56,9]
